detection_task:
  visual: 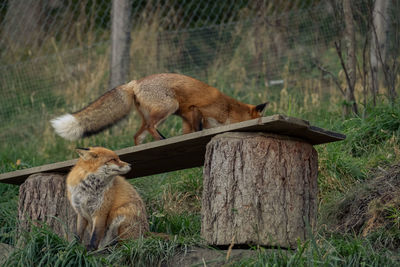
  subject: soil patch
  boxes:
[170,246,257,267]
[324,164,400,235]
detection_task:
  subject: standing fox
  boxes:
[51,73,268,145]
[66,146,149,250]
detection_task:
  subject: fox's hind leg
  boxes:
[134,113,169,145]
[133,91,179,144]
[146,110,172,141]
[99,215,125,249]
[190,106,203,132]
[134,101,178,145]
[134,121,149,145]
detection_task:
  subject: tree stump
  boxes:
[18,173,78,241]
[201,132,318,248]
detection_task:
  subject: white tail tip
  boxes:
[50,114,84,141]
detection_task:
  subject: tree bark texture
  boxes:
[110,0,132,88]
[18,173,78,241]
[343,0,358,115]
[3,0,44,47]
[201,132,318,248]
[370,0,393,103]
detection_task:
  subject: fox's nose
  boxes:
[125,163,131,170]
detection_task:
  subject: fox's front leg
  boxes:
[87,216,107,251]
[182,106,203,134]
[76,214,88,242]
[190,106,203,132]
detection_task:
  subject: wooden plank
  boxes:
[0,114,345,185]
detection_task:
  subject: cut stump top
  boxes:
[0,114,345,185]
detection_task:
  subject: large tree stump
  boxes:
[18,173,77,240]
[201,132,318,248]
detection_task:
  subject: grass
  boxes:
[4,224,399,266]
[316,103,400,200]
[1,102,400,266]
[1,92,400,266]
[4,223,197,267]
[235,234,398,266]
[0,184,18,245]
[5,225,96,267]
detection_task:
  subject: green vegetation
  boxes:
[1,101,400,266]
[1,45,400,264]
[236,234,398,266]
[4,223,196,267]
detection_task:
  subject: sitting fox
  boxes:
[51,73,268,145]
[66,146,149,250]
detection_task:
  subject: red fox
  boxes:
[66,147,149,250]
[51,73,268,145]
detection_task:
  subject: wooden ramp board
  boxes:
[0,114,345,185]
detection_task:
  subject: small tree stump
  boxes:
[201,132,318,248]
[18,173,77,240]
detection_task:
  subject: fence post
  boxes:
[110,0,132,88]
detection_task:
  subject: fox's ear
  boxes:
[255,102,268,114]
[76,147,96,160]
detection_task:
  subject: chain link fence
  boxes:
[0,0,398,167]
[0,0,315,62]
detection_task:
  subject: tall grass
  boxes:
[316,103,400,200]
[235,234,398,266]
[4,224,195,267]
[0,184,18,245]
[5,225,98,267]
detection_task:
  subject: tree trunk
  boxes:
[110,0,132,88]
[370,0,393,103]
[201,132,318,249]
[18,173,78,241]
[343,0,358,115]
[3,0,44,48]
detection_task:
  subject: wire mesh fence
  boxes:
[0,0,398,168]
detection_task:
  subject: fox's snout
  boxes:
[108,160,131,175]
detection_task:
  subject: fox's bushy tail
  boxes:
[51,81,136,140]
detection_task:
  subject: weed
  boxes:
[105,237,192,267]
[235,234,398,266]
[4,224,101,267]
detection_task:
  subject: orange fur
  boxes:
[51,73,268,145]
[66,147,149,250]
[131,74,268,144]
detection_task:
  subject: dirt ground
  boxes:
[324,163,400,236]
[170,247,257,267]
